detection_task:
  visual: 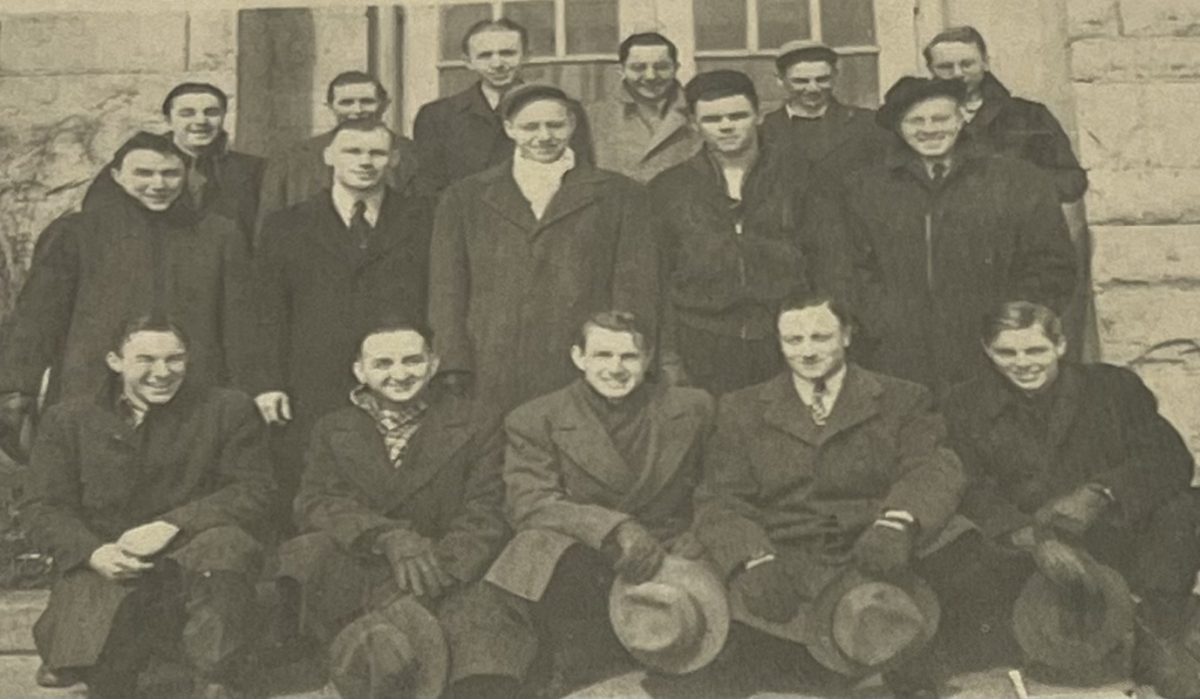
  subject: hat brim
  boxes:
[609,556,730,675]
[330,595,448,699]
[808,568,940,677]
[1013,559,1135,671]
[0,413,32,467]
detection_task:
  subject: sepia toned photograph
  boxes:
[0,0,1196,697]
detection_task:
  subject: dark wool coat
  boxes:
[411,81,595,196]
[82,132,264,247]
[759,99,892,179]
[0,195,257,406]
[428,162,659,414]
[254,130,419,246]
[965,74,1088,203]
[649,143,846,347]
[486,380,714,601]
[842,144,1077,394]
[22,384,276,667]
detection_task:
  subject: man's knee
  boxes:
[169,525,263,576]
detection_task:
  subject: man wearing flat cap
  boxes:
[760,41,891,178]
[841,76,1076,396]
[651,69,846,395]
[428,84,658,414]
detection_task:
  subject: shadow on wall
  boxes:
[236,8,317,158]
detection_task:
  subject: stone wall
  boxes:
[1066,0,1200,463]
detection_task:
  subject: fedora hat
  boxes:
[609,555,730,674]
[329,595,448,699]
[808,568,940,677]
[1013,554,1135,676]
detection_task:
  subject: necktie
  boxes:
[349,200,370,250]
[811,378,830,426]
[930,162,948,185]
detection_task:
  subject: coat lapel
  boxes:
[534,166,607,232]
[307,195,357,266]
[760,374,823,446]
[356,189,409,267]
[1046,365,1084,448]
[481,169,539,232]
[642,92,692,160]
[617,387,699,512]
[818,367,883,443]
[549,383,635,493]
[382,400,474,507]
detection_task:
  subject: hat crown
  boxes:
[615,582,704,653]
[832,582,926,667]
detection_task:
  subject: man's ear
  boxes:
[570,345,587,373]
[351,359,367,385]
[322,143,336,168]
[426,353,441,378]
[502,120,517,141]
[105,351,123,374]
[1054,337,1068,359]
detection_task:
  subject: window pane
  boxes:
[758,0,810,50]
[441,4,493,61]
[502,0,556,57]
[565,0,618,55]
[695,0,747,51]
[821,0,875,46]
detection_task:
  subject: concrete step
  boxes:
[0,590,45,653]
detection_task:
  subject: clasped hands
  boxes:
[604,520,704,584]
[377,528,456,600]
[88,520,181,581]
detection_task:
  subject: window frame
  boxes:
[433,0,621,66]
[692,0,878,60]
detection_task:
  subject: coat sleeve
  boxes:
[650,175,682,361]
[292,421,409,550]
[569,100,596,166]
[502,408,632,550]
[878,385,966,543]
[692,396,777,577]
[428,185,475,375]
[411,103,448,198]
[800,172,854,304]
[1010,165,1077,314]
[1025,102,1088,203]
[0,216,81,396]
[611,181,660,339]
[1092,367,1195,526]
[218,220,259,394]
[21,406,104,572]
[434,416,510,583]
[250,217,291,395]
[159,394,277,534]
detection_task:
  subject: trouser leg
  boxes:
[87,566,186,698]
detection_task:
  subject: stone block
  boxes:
[1074,83,1200,170]
[1121,0,1200,36]
[1071,37,1200,81]
[187,10,237,72]
[1067,0,1122,38]
[1085,169,1200,224]
[1093,286,1200,364]
[1134,357,1200,470]
[1091,225,1200,286]
[0,12,187,75]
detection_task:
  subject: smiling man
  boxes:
[23,315,275,697]
[841,77,1077,396]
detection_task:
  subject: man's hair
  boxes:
[618,32,679,64]
[461,18,529,55]
[980,301,1063,346]
[161,82,228,116]
[111,313,190,353]
[923,25,989,64]
[325,71,388,105]
[111,131,187,170]
[683,70,759,112]
[356,319,435,358]
[575,310,653,354]
[329,118,397,148]
[776,291,855,330]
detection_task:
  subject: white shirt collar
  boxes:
[331,183,384,228]
[511,147,576,220]
[792,364,848,410]
[785,102,830,120]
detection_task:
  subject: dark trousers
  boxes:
[675,323,782,396]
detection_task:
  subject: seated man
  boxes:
[277,321,524,699]
[941,301,1200,688]
[692,292,966,697]
[21,315,277,698]
[485,310,714,692]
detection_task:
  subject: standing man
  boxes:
[0,132,256,424]
[412,18,594,196]
[428,84,657,414]
[759,41,891,178]
[23,315,276,698]
[83,83,263,247]
[651,70,841,395]
[254,119,433,499]
[255,71,418,245]
[586,32,699,183]
[844,77,1076,395]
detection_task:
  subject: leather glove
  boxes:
[377,529,455,599]
[1035,485,1111,538]
[609,520,666,583]
[433,371,473,398]
[735,561,798,623]
[852,523,915,577]
[0,393,33,436]
[1032,539,1107,635]
[666,531,705,559]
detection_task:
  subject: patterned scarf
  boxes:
[349,386,428,467]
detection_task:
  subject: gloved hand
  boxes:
[852,523,915,577]
[433,371,473,398]
[377,528,455,599]
[609,520,666,583]
[1033,538,1107,635]
[666,530,705,559]
[735,561,798,623]
[1035,485,1111,538]
[0,393,33,436]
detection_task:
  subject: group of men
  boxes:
[1,14,1196,699]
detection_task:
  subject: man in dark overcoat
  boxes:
[82,83,263,247]
[254,71,418,246]
[22,316,276,698]
[253,119,433,499]
[692,293,966,696]
[411,18,593,197]
[0,132,257,435]
[277,322,525,699]
[759,40,891,180]
[842,77,1076,396]
[939,301,1199,683]
[484,311,713,692]
[428,84,657,414]
[651,70,844,395]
